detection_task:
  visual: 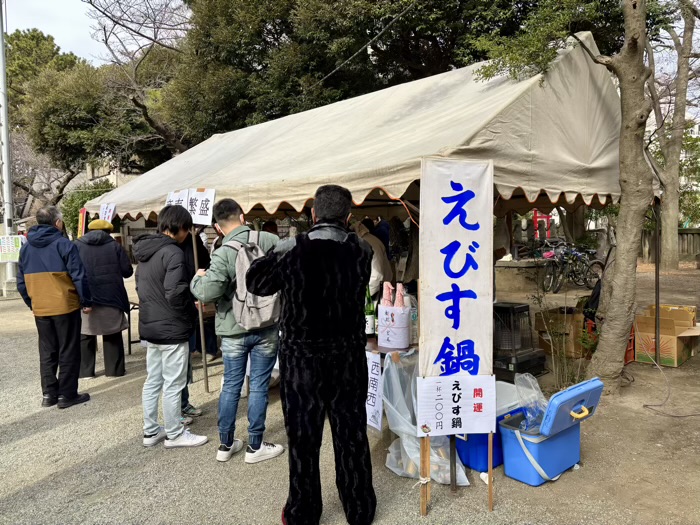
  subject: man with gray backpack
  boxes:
[191,198,284,464]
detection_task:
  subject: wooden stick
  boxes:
[420,436,430,516]
[192,230,210,393]
[450,435,457,493]
[488,432,494,512]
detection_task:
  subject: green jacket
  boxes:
[190,226,279,337]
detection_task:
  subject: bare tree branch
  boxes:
[82,0,187,53]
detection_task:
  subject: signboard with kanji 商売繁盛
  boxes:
[416,158,495,437]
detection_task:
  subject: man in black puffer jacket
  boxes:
[132,205,207,449]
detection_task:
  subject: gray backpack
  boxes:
[223,231,280,330]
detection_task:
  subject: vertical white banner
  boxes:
[365,351,384,431]
[419,158,493,378]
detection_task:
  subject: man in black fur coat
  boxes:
[247,185,377,525]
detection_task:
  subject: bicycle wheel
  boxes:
[542,260,558,292]
[585,260,605,289]
[552,261,566,294]
[572,260,588,287]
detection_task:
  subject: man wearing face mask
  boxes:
[247,185,377,525]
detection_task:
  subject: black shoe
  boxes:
[57,393,90,409]
[41,395,58,408]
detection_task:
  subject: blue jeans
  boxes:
[218,326,278,448]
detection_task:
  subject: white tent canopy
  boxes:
[86,31,620,219]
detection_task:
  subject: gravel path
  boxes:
[1,269,699,525]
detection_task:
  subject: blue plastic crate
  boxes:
[456,407,523,472]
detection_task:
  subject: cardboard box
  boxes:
[647,305,696,327]
[535,307,595,359]
[635,306,700,367]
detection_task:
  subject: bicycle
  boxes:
[544,243,605,294]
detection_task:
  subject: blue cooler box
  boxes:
[456,381,521,472]
[499,377,603,487]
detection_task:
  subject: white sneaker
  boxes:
[216,439,244,462]
[164,429,208,449]
[143,427,166,447]
[245,442,285,464]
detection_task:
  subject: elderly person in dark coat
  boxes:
[247,185,377,525]
[76,219,133,377]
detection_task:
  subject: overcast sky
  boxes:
[5,0,105,63]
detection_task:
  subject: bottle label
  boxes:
[365,315,376,335]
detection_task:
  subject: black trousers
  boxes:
[80,332,126,378]
[35,310,82,399]
[280,345,376,525]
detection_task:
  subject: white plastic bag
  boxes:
[514,373,548,431]
[382,352,469,486]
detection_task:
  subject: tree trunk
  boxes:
[660,174,679,269]
[586,0,655,394]
[658,5,695,270]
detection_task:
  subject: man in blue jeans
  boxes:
[191,198,284,464]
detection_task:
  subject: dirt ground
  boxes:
[0,267,699,525]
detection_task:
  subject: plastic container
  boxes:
[499,378,603,486]
[455,381,521,472]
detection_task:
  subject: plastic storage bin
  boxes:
[455,381,521,472]
[499,377,603,486]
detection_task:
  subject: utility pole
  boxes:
[0,0,15,283]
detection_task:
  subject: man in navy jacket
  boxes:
[17,206,92,409]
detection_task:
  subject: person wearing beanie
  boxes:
[75,219,133,377]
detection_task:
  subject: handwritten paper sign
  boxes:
[99,203,116,223]
[416,374,496,437]
[165,189,217,226]
[419,159,494,378]
[187,188,216,226]
[0,236,24,263]
[165,189,190,208]
[365,351,384,431]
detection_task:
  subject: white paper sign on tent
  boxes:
[418,158,494,378]
[99,203,116,222]
[187,188,216,226]
[416,374,496,437]
[165,189,190,208]
[365,352,384,431]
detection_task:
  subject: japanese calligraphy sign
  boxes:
[419,159,494,378]
[187,188,216,226]
[165,189,190,208]
[365,352,384,431]
[416,374,496,437]
[99,203,116,223]
[165,188,216,226]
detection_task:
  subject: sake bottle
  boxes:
[365,286,376,336]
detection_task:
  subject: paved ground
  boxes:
[1,269,699,525]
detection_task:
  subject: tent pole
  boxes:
[192,230,210,393]
[654,201,660,365]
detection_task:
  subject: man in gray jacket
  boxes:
[191,198,284,464]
